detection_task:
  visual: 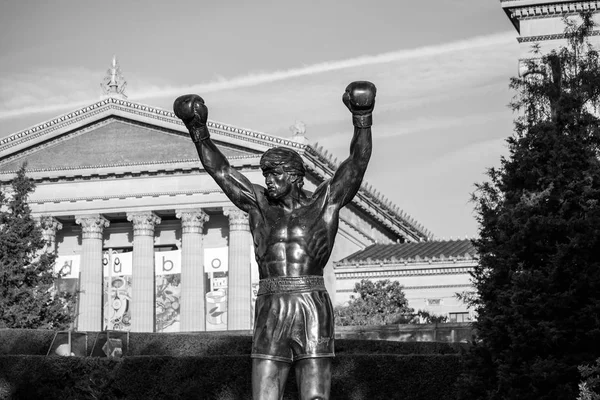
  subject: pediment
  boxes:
[0,97,307,174]
[0,118,258,172]
[0,97,432,243]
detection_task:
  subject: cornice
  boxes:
[334,256,477,269]
[29,188,224,205]
[504,1,600,21]
[0,97,306,154]
[518,30,600,42]
[0,115,262,168]
[0,155,258,176]
[334,265,474,280]
[0,101,111,153]
[337,283,473,293]
[0,118,114,167]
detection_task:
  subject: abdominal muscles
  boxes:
[259,227,333,278]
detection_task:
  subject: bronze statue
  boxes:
[174,81,375,400]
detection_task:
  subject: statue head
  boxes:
[260,147,305,198]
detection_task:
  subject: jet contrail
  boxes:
[132,31,515,100]
[0,31,515,121]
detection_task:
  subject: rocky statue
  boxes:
[173,81,375,400]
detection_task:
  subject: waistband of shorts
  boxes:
[257,276,326,295]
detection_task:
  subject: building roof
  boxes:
[336,239,477,266]
[0,119,256,172]
[0,93,433,242]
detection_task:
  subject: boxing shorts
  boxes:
[251,276,335,363]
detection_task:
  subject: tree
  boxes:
[334,279,414,326]
[414,309,448,324]
[459,12,600,400]
[0,164,74,329]
[578,358,600,400]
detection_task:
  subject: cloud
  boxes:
[156,31,517,138]
[130,31,515,101]
[315,109,511,153]
[0,31,516,122]
[0,66,100,120]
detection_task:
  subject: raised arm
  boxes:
[328,81,376,208]
[173,95,258,212]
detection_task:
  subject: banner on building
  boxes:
[204,247,228,331]
[55,246,260,333]
[103,251,133,331]
[55,255,80,294]
[155,250,181,333]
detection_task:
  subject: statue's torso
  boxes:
[249,185,338,279]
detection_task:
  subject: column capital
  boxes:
[38,215,63,238]
[76,214,110,240]
[176,209,209,234]
[127,211,161,236]
[37,216,63,252]
[223,206,249,231]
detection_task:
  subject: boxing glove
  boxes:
[173,94,210,142]
[342,81,376,128]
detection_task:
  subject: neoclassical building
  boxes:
[0,60,434,333]
[334,239,477,322]
[501,0,600,73]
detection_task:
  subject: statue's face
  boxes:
[263,167,294,199]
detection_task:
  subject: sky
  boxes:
[0,0,520,239]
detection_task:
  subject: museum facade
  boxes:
[0,61,445,333]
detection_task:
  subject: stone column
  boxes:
[127,212,161,332]
[176,209,209,331]
[38,216,63,253]
[75,214,109,331]
[223,207,252,330]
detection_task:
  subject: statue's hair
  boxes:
[260,147,305,187]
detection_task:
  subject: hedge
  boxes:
[0,354,463,400]
[0,329,467,357]
[0,330,467,399]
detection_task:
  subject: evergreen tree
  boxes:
[0,164,74,329]
[459,13,600,399]
[578,357,600,400]
[334,279,414,326]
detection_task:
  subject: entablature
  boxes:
[518,29,600,42]
[334,263,474,280]
[0,156,262,184]
[502,1,600,32]
[337,283,473,293]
